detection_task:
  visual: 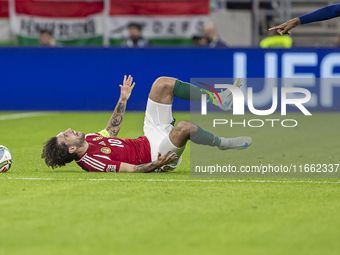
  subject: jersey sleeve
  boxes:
[299,4,340,24]
[78,154,121,172]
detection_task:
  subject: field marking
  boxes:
[1,177,340,184]
[0,112,48,121]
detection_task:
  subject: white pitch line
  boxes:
[0,112,48,121]
[1,177,340,184]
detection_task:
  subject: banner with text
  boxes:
[105,0,210,46]
[10,0,104,46]
[0,0,11,42]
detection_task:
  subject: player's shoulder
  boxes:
[85,129,111,141]
[85,133,102,141]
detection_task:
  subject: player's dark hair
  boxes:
[41,136,78,169]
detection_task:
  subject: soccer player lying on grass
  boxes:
[42,75,252,173]
[269,3,340,35]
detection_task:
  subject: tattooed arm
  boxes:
[119,151,178,173]
[105,75,135,137]
[105,99,126,137]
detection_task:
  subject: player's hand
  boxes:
[119,75,135,101]
[155,151,178,167]
[269,17,301,35]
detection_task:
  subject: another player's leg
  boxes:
[148,76,242,111]
[167,120,252,151]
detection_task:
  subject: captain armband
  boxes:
[98,129,110,137]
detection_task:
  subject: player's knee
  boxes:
[153,76,175,90]
[149,76,176,104]
[175,121,191,137]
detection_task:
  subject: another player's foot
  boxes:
[218,136,252,150]
[214,78,242,111]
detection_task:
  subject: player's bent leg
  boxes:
[168,120,194,147]
[171,78,243,112]
[158,121,252,172]
[157,121,191,172]
[170,121,252,150]
[147,77,217,106]
[158,135,186,172]
[148,77,177,104]
[148,77,244,111]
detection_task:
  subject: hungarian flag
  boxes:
[0,0,11,42]
[105,0,210,46]
[10,0,104,46]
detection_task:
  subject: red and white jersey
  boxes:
[76,133,152,172]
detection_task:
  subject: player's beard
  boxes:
[73,133,86,147]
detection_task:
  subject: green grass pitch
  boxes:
[0,111,340,255]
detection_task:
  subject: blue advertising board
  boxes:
[1,47,339,111]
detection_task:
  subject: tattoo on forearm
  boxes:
[108,130,116,137]
[111,116,122,126]
[134,162,156,173]
[117,103,126,114]
[106,101,126,137]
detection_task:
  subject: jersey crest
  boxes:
[101,147,111,154]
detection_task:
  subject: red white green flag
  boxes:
[10,0,104,46]
[0,0,12,42]
[105,0,210,46]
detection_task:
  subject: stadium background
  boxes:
[1,0,340,112]
[1,1,340,255]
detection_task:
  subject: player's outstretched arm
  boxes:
[105,75,135,137]
[269,17,301,35]
[119,151,178,173]
[269,4,340,35]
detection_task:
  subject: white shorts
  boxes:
[143,98,185,171]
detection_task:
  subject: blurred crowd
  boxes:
[37,21,228,48]
[25,19,340,49]
[192,21,227,48]
[5,1,340,48]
